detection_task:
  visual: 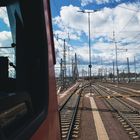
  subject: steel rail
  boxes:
[118,111,140,136]
[93,84,140,138]
[96,84,137,111]
[58,87,79,112]
[59,85,83,140]
[66,91,81,140]
[58,87,79,139]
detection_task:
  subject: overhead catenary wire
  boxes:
[110,6,140,52]
[0,7,7,14]
[117,10,139,34]
[130,32,140,41]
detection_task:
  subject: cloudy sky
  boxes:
[50,0,140,76]
[0,1,140,77]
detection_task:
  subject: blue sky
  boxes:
[49,0,140,76]
[0,19,9,31]
[0,0,140,77]
[51,0,139,16]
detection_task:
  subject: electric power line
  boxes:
[118,10,139,34]
[0,7,7,14]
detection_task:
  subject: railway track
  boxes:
[59,88,82,140]
[93,84,140,139]
[99,83,140,97]
[97,83,140,106]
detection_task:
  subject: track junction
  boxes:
[58,80,140,140]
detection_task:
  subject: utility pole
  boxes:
[63,39,67,88]
[123,69,125,81]
[113,31,127,84]
[113,31,119,83]
[67,45,71,78]
[82,69,84,79]
[134,56,137,82]
[105,68,107,82]
[72,58,74,82]
[101,57,103,82]
[55,33,70,89]
[88,12,92,82]
[60,58,64,89]
[75,53,79,80]
[113,61,115,82]
[73,53,79,82]
[78,10,98,85]
[127,57,130,82]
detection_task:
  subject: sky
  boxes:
[50,0,140,76]
[0,0,140,77]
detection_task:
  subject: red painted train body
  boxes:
[0,0,60,140]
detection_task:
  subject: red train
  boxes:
[0,0,60,140]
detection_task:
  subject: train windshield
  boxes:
[0,7,16,79]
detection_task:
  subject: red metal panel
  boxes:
[31,0,60,140]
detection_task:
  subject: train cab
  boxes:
[0,0,60,140]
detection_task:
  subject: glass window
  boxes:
[0,7,15,79]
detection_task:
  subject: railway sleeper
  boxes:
[75,122,80,125]
[61,110,73,114]
[117,117,122,120]
[123,115,140,118]
[116,115,121,118]
[61,114,73,117]
[120,119,125,122]
[75,119,80,122]
[62,131,68,135]
[62,128,69,131]
[73,125,79,131]
[61,122,70,125]
[61,117,71,119]
[62,135,67,138]
[75,116,80,120]
[122,122,127,125]
[126,118,140,120]
[129,131,136,135]
[61,125,70,128]
[121,111,139,114]
[134,125,140,128]
[61,117,72,120]
[123,124,129,128]
[72,130,79,134]
[115,113,140,138]
[61,120,71,123]
[72,134,78,138]
[61,118,71,122]
[125,127,132,131]
[132,122,140,125]
[132,135,139,139]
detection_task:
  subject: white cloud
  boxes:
[95,0,121,4]
[0,7,10,27]
[0,31,12,47]
[54,29,80,41]
[53,3,140,65]
[81,0,94,6]
[96,0,109,4]
[81,0,122,6]
[0,31,14,64]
